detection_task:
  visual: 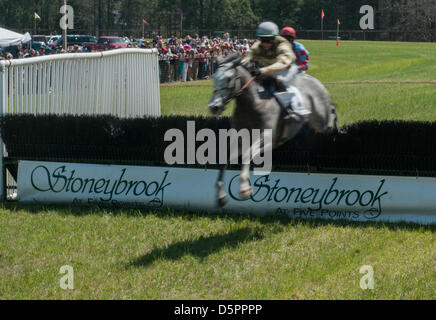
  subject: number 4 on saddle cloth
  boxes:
[258,75,311,122]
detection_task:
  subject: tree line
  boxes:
[0,0,434,40]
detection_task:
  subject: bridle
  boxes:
[214,64,268,111]
[234,71,268,111]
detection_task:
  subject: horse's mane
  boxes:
[219,54,255,80]
[218,53,241,66]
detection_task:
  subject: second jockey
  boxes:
[280,26,310,73]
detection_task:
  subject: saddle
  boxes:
[257,76,309,121]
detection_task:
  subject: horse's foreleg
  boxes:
[217,164,228,208]
[239,136,255,200]
[240,163,252,200]
[239,129,274,199]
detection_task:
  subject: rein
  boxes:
[234,75,268,111]
[254,99,268,111]
[239,76,257,93]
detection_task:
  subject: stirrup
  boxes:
[284,107,310,121]
[283,110,294,120]
[284,111,302,122]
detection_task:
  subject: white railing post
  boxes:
[0,61,7,200]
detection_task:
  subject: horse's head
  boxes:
[208,54,241,116]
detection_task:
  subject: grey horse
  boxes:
[208,54,338,208]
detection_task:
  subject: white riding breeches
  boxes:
[273,65,309,115]
[275,64,299,84]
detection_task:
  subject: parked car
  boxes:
[26,41,52,52]
[1,42,31,58]
[32,35,48,44]
[84,36,128,51]
[47,35,61,46]
[123,37,134,47]
[0,45,19,58]
[1,41,51,58]
[81,36,98,52]
[53,35,80,48]
[52,35,96,50]
[213,31,225,39]
[81,35,97,44]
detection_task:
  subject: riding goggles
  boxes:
[260,37,275,44]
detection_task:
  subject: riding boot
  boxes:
[284,86,311,121]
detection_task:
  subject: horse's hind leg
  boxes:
[330,105,340,133]
[217,164,228,208]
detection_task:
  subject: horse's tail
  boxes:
[300,74,338,133]
[329,102,340,132]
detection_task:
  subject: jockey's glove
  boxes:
[251,68,262,77]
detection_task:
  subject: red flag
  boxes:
[337,19,341,25]
[336,39,339,46]
[321,9,325,19]
[142,19,148,24]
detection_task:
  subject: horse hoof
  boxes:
[218,194,228,208]
[240,187,253,200]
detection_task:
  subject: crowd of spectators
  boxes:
[140,33,252,56]
[0,43,84,61]
[142,33,254,83]
[0,32,254,83]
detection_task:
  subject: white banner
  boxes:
[18,161,436,225]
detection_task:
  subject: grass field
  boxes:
[1,41,435,300]
[161,40,436,124]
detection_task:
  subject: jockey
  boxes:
[280,27,309,73]
[241,21,309,120]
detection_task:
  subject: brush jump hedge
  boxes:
[2,114,436,180]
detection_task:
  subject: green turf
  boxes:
[306,40,436,82]
[161,40,436,126]
[0,205,434,299]
[1,40,435,300]
[160,82,436,126]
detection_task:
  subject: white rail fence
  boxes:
[0,48,161,117]
[0,48,161,199]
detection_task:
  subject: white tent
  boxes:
[0,27,31,47]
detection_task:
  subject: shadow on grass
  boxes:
[3,202,434,270]
[128,226,265,268]
[2,201,435,233]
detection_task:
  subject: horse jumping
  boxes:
[208,54,339,208]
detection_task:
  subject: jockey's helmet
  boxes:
[280,27,297,41]
[256,22,280,38]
